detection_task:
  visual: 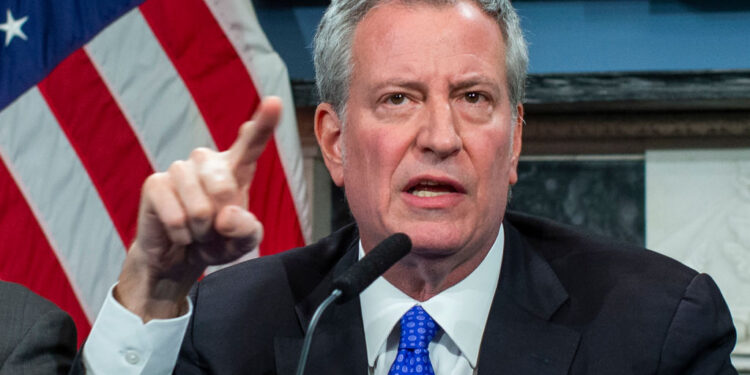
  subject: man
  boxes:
[80,0,737,373]
[0,281,77,374]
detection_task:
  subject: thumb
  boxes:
[215,205,264,254]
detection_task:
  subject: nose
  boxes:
[416,100,462,159]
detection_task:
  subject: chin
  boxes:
[400,224,469,255]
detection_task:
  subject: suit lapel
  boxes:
[275,236,369,375]
[477,219,581,375]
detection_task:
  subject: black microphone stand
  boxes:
[294,288,342,375]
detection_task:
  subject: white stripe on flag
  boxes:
[206,0,312,244]
[0,88,126,320]
[85,8,217,172]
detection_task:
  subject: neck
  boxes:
[382,243,492,301]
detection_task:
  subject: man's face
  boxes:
[318,0,523,259]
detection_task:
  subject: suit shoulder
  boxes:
[0,281,62,321]
[0,281,75,364]
[503,215,735,372]
[505,211,698,289]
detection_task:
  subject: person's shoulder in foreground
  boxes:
[504,210,738,374]
[0,280,77,375]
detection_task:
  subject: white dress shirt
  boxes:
[360,225,504,375]
[83,226,503,374]
[82,284,191,374]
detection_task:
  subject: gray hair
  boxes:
[313,0,528,118]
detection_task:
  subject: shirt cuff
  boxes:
[82,283,192,375]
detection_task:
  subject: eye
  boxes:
[387,93,407,105]
[464,92,484,104]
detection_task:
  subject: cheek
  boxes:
[342,130,399,201]
[467,130,514,190]
[354,126,411,168]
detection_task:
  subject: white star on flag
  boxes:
[0,8,28,47]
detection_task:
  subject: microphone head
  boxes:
[332,233,411,303]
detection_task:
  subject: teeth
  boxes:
[411,190,449,197]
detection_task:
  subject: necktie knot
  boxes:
[388,305,439,375]
[398,305,438,350]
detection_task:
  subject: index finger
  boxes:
[228,96,282,168]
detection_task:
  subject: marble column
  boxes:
[646,149,750,369]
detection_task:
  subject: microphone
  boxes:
[295,233,412,375]
[332,232,412,303]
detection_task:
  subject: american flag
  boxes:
[0,0,310,346]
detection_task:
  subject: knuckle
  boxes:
[167,159,188,175]
[197,160,232,184]
[239,120,254,133]
[198,162,237,198]
[163,213,188,232]
[143,172,167,190]
[188,203,214,223]
[209,185,236,202]
[190,147,214,161]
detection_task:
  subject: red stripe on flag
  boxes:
[140,0,305,254]
[139,0,258,150]
[0,160,92,347]
[250,140,306,255]
[38,49,154,247]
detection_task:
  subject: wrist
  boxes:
[115,243,204,322]
[114,279,191,322]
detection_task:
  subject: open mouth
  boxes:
[405,179,464,198]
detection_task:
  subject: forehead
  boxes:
[350,0,506,84]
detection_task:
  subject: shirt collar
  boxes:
[359,225,505,368]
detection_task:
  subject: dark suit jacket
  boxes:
[174,211,737,374]
[0,281,77,375]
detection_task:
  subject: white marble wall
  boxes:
[646,149,750,369]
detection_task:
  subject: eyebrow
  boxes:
[448,75,501,93]
[369,75,503,95]
[371,79,428,93]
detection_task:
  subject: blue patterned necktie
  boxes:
[388,305,439,374]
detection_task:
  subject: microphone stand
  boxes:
[294,289,342,375]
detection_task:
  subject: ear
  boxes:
[314,102,345,187]
[508,103,524,185]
